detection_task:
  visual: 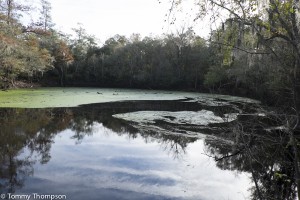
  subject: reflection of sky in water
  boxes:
[18,123,251,200]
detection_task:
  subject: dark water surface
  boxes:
[0,99,296,199]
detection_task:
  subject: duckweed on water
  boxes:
[113,110,238,126]
[0,87,259,108]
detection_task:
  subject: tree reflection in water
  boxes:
[204,113,299,200]
[0,101,197,194]
[0,109,54,193]
[0,101,297,199]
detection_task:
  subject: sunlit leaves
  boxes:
[53,41,73,65]
[0,0,55,86]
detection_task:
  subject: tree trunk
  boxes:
[289,130,300,200]
[58,65,65,87]
[194,67,198,89]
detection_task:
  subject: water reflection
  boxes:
[0,100,292,199]
[203,114,299,200]
[0,109,56,193]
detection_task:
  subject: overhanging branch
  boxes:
[210,40,271,55]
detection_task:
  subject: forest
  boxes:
[0,0,298,109]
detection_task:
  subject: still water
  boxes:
[0,91,295,200]
[18,127,250,200]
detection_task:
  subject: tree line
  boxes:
[0,0,209,91]
[0,0,299,107]
[64,28,210,90]
[0,0,73,88]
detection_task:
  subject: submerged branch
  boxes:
[202,149,243,161]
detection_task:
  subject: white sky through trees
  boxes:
[48,0,209,44]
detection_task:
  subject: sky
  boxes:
[47,0,210,44]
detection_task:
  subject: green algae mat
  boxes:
[0,87,259,108]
